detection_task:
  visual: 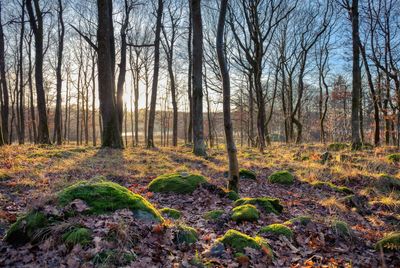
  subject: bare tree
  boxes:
[217,0,239,192]
[26,0,51,144]
[0,1,10,144]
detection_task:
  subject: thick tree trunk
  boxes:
[147,0,163,148]
[54,0,64,145]
[26,0,51,144]
[97,0,122,148]
[216,0,239,192]
[191,0,206,156]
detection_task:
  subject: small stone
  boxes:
[210,242,225,257]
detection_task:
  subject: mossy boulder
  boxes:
[148,173,206,194]
[204,209,224,221]
[284,216,312,226]
[58,180,163,221]
[234,197,283,215]
[231,204,259,222]
[259,223,293,239]
[268,171,294,185]
[62,227,92,247]
[374,175,400,193]
[387,153,400,163]
[375,232,400,251]
[4,211,49,245]
[239,168,256,180]
[328,143,349,151]
[332,220,352,238]
[311,181,353,194]
[173,224,198,245]
[216,229,271,255]
[160,208,181,219]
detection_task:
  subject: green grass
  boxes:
[62,227,92,247]
[387,153,400,163]
[332,220,352,237]
[58,180,163,221]
[311,181,353,194]
[328,143,349,151]
[375,232,400,251]
[284,216,312,226]
[148,173,206,194]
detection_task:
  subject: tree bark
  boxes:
[0,1,9,144]
[147,0,163,148]
[97,0,122,148]
[26,0,51,144]
[191,0,206,156]
[54,0,64,145]
[217,0,239,192]
[187,5,193,144]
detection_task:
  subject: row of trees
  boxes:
[0,0,399,151]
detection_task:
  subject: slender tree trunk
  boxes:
[26,0,51,144]
[91,53,96,146]
[0,1,9,144]
[191,0,206,156]
[147,0,163,148]
[217,0,238,192]
[187,6,193,144]
[54,0,64,145]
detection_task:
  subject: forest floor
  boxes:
[0,143,399,267]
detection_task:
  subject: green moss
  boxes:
[234,197,283,215]
[332,220,352,237]
[231,204,259,222]
[259,223,293,239]
[62,227,92,247]
[216,229,271,255]
[328,143,349,151]
[226,190,240,201]
[374,175,400,193]
[204,209,224,220]
[148,173,206,194]
[268,171,294,185]
[58,180,163,221]
[239,168,256,180]
[4,211,48,245]
[160,208,181,219]
[375,232,400,251]
[284,216,312,226]
[311,181,353,194]
[174,224,198,245]
[387,153,400,163]
[0,171,12,181]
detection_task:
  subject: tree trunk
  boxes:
[54,0,64,145]
[191,0,206,156]
[97,0,122,148]
[216,0,239,192]
[187,5,193,144]
[147,0,163,148]
[26,0,51,144]
[91,53,96,146]
[350,0,362,149]
[0,1,9,144]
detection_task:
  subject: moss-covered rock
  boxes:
[268,171,294,185]
[375,232,400,251]
[332,220,352,238]
[328,143,349,151]
[259,223,293,239]
[284,216,312,226]
[234,197,283,215]
[4,211,49,245]
[216,229,271,255]
[160,208,181,219]
[62,227,92,247]
[204,209,224,220]
[231,204,259,222]
[58,180,163,221]
[387,153,400,163]
[239,168,256,180]
[148,173,206,194]
[226,190,240,201]
[202,182,240,200]
[173,224,198,245]
[374,175,400,193]
[311,181,353,194]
